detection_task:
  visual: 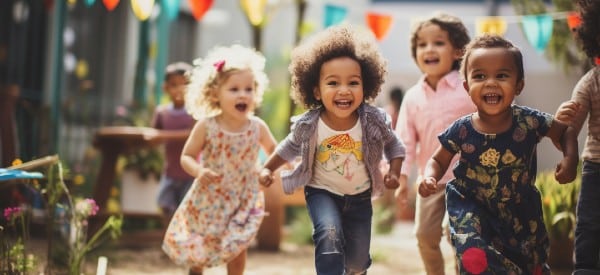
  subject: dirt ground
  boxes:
[75,221,456,275]
[28,221,572,275]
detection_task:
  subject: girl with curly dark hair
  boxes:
[258,24,405,275]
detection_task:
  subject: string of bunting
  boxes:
[324,3,579,54]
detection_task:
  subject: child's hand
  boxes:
[259,168,274,187]
[383,174,399,189]
[418,176,440,197]
[197,167,222,185]
[393,178,409,207]
[555,156,578,184]
[555,100,580,125]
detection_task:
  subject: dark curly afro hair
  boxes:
[576,0,600,59]
[288,24,387,110]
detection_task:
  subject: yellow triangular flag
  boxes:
[476,17,507,36]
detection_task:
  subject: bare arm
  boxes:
[546,119,579,184]
[180,120,221,184]
[418,146,454,197]
[258,118,277,156]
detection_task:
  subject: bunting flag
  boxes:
[324,4,347,28]
[521,14,553,54]
[240,0,267,26]
[131,0,155,21]
[566,12,581,31]
[84,0,96,7]
[103,0,120,11]
[366,12,393,41]
[476,17,507,36]
[162,0,180,20]
[595,57,600,66]
[189,0,214,21]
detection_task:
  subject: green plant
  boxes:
[535,167,581,240]
[113,104,164,180]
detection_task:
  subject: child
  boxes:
[150,62,196,227]
[161,44,277,275]
[554,0,600,272]
[393,12,476,274]
[418,34,578,274]
[258,24,405,275]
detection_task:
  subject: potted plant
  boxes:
[535,166,581,269]
[113,104,164,215]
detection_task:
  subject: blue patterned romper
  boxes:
[440,105,553,274]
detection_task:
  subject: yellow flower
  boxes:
[73,174,85,186]
[11,158,22,166]
[479,148,500,167]
[501,149,517,164]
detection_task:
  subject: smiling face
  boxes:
[463,47,524,119]
[314,56,363,130]
[414,23,463,88]
[213,69,257,120]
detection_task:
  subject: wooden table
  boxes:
[90,126,161,233]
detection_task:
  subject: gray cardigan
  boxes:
[275,103,405,197]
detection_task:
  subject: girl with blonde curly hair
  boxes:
[258,24,405,275]
[162,44,277,275]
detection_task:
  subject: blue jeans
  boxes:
[304,186,372,275]
[575,161,600,270]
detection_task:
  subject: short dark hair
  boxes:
[288,24,387,109]
[410,12,471,71]
[460,34,524,83]
[576,0,600,59]
[164,62,192,81]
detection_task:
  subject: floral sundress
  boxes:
[440,105,553,274]
[162,116,265,268]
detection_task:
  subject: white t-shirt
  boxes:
[309,117,371,195]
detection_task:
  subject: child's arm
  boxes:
[180,120,221,184]
[545,119,579,184]
[418,146,454,197]
[554,100,581,126]
[258,154,287,187]
[257,118,277,156]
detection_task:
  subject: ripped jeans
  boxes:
[304,186,372,275]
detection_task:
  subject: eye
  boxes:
[326,81,338,86]
[434,41,446,46]
[472,73,485,80]
[417,42,427,48]
[349,80,361,86]
[496,73,509,79]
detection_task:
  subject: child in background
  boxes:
[258,24,405,275]
[162,45,277,275]
[151,62,196,227]
[394,12,475,274]
[386,86,404,130]
[419,34,578,274]
[554,0,600,272]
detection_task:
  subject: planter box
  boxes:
[120,169,160,215]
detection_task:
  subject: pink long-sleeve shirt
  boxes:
[395,70,477,184]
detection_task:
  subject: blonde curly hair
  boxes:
[185,44,269,120]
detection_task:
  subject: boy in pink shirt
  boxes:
[394,13,476,274]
